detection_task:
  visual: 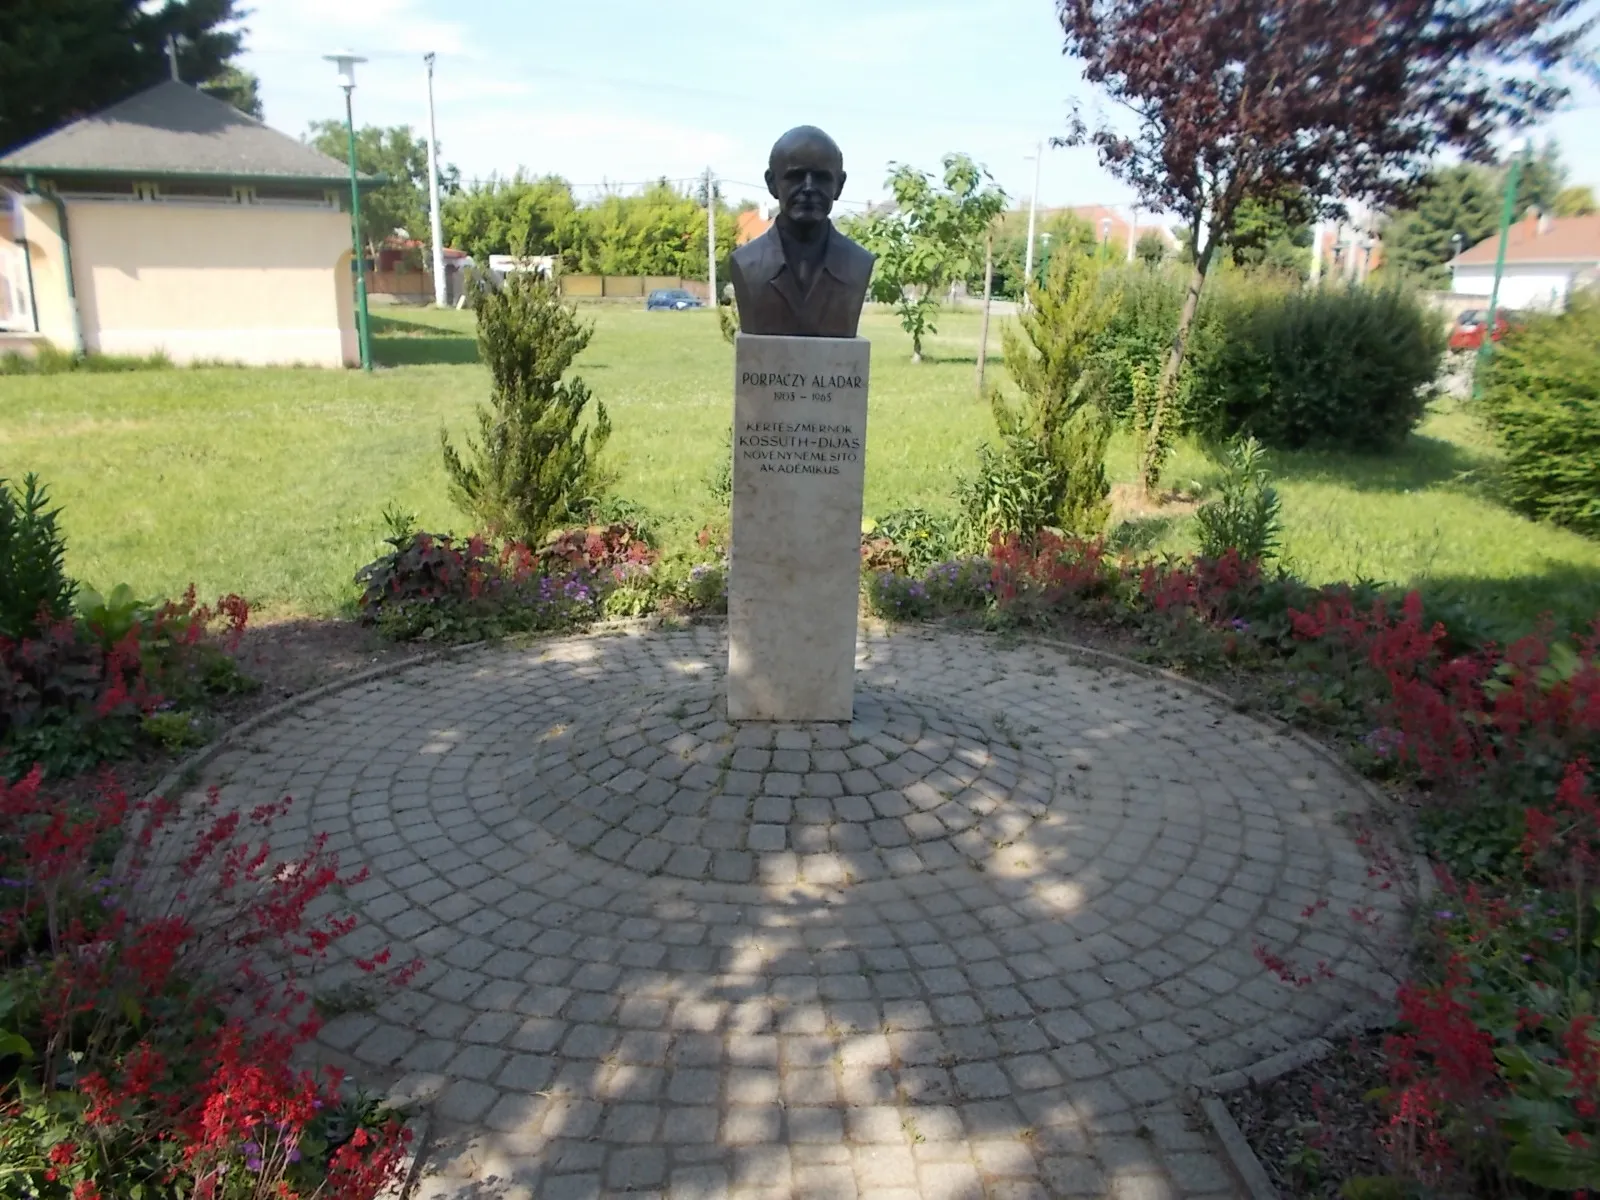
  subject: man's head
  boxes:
[765,126,846,229]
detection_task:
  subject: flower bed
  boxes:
[353,523,726,642]
[865,530,1600,1195]
[0,764,418,1198]
[2,585,256,781]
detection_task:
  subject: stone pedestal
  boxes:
[728,334,870,721]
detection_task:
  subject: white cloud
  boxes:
[245,0,468,56]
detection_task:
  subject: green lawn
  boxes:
[3,303,1598,636]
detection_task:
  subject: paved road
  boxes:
[192,625,1399,1199]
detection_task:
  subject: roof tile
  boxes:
[1454,214,1600,266]
[0,80,361,183]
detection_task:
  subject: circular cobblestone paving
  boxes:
[194,626,1403,1200]
[509,686,1056,885]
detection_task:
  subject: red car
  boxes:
[1448,307,1520,352]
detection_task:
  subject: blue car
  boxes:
[646,288,704,311]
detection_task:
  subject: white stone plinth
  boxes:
[728,334,870,721]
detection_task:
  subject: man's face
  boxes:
[766,139,845,227]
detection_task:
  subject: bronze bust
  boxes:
[729,126,876,338]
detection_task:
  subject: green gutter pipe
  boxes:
[23,173,81,354]
[1474,145,1528,397]
[19,224,39,334]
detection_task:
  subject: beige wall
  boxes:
[13,198,77,351]
[56,200,357,366]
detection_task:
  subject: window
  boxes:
[247,185,338,209]
[156,181,240,203]
[55,178,142,202]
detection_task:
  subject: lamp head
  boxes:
[323,50,367,90]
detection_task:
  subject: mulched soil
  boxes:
[1224,1030,1395,1197]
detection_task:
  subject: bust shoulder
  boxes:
[731,227,779,277]
[826,226,876,284]
[831,229,875,268]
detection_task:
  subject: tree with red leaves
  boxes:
[1056,0,1592,486]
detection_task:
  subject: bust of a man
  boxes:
[729,126,876,338]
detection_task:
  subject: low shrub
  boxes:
[1194,437,1282,562]
[1,586,251,779]
[669,561,729,614]
[538,522,655,576]
[1188,282,1444,451]
[864,556,993,622]
[954,433,1063,551]
[863,508,960,577]
[0,767,417,1198]
[1478,295,1600,535]
[1094,264,1188,425]
[353,530,603,642]
[0,474,76,640]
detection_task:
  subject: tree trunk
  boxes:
[975,232,993,395]
[1140,236,1216,499]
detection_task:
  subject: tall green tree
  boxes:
[1,0,255,151]
[1382,164,1502,285]
[843,154,1007,362]
[1555,185,1597,217]
[441,275,611,543]
[307,123,459,259]
[445,174,582,265]
[1519,139,1569,214]
[1225,189,1313,275]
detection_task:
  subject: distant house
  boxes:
[1451,211,1600,311]
[0,81,377,365]
[736,207,773,246]
[1056,204,1177,252]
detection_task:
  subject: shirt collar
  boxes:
[773,219,850,282]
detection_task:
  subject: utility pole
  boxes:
[424,53,447,307]
[1309,219,1324,284]
[705,167,717,307]
[165,35,180,81]
[1022,142,1042,308]
[1126,205,1137,263]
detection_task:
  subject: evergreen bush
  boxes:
[1188,282,1444,451]
[972,250,1119,543]
[0,474,75,640]
[441,274,612,543]
[1478,295,1600,535]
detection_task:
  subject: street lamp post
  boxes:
[325,50,372,372]
[1022,142,1042,309]
[1475,136,1530,391]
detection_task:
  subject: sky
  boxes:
[240,0,1600,224]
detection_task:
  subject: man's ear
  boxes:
[834,170,847,200]
[765,168,779,199]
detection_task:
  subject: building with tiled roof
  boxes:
[0,81,378,364]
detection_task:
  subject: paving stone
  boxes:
[218,628,1398,1200]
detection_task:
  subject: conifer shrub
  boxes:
[1478,295,1600,535]
[441,274,612,543]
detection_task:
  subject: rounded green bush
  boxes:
[1188,282,1445,451]
[1478,294,1600,535]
